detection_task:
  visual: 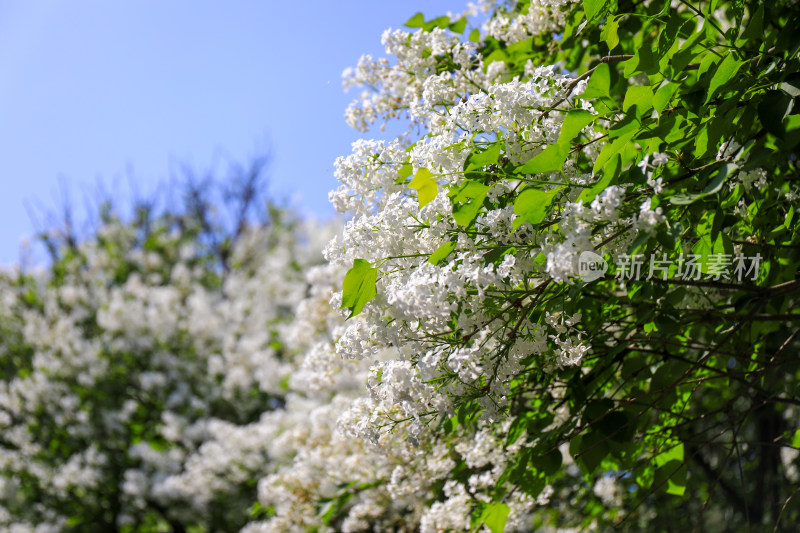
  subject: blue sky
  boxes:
[0,1,465,264]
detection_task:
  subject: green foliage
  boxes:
[410,167,439,208]
[401,0,800,529]
[341,258,378,318]
[477,502,510,533]
[449,180,492,227]
[513,187,560,228]
[429,241,457,265]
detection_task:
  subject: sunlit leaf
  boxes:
[341,259,378,319]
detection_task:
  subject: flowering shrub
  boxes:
[0,190,347,531]
[3,0,800,531]
[324,0,800,530]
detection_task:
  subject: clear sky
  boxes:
[0,0,466,265]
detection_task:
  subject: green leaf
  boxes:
[465,143,502,171]
[666,464,687,496]
[658,12,685,58]
[623,85,654,117]
[518,469,547,498]
[583,0,609,22]
[624,42,657,77]
[513,187,560,229]
[450,181,491,226]
[423,16,450,31]
[703,163,739,194]
[738,4,764,41]
[668,22,709,75]
[578,156,617,204]
[670,163,738,205]
[428,241,456,265]
[582,63,610,99]
[792,428,800,448]
[692,233,732,274]
[653,81,680,112]
[558,109,596,143]
[409,168,438,208]
[695,107,737,158]
[397,162,413,179]
[318,500,337,526]
[697,52,718,78]
[654,442,684,467]
[511,110,593,177]
[449,17,467,34]
[469,28,481,42]
[404,12,425,28]
[608,115,640,139]
[506,415,529,446]
[601,16,620,50]
[669,192,703,205]
[480,503,510,533]
[597,411,633,442]
[531,449,563,476]
[593,129,636,174]
[515,144,568,174]
[705,52,743,104]
[655,460,687,496]
[485,48,508,67]
[340,259,378,318]
[570,430,610,475]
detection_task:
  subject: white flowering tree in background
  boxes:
[3,0,800,531]
[0,171,348,531]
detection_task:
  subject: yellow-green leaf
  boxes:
[409,168,438,208]
[601,16,620,50]
[340,259,378,319]
[654,442,684,467]
[480,503,510,533]
[404,12,424,28]
[428,241,456,265]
